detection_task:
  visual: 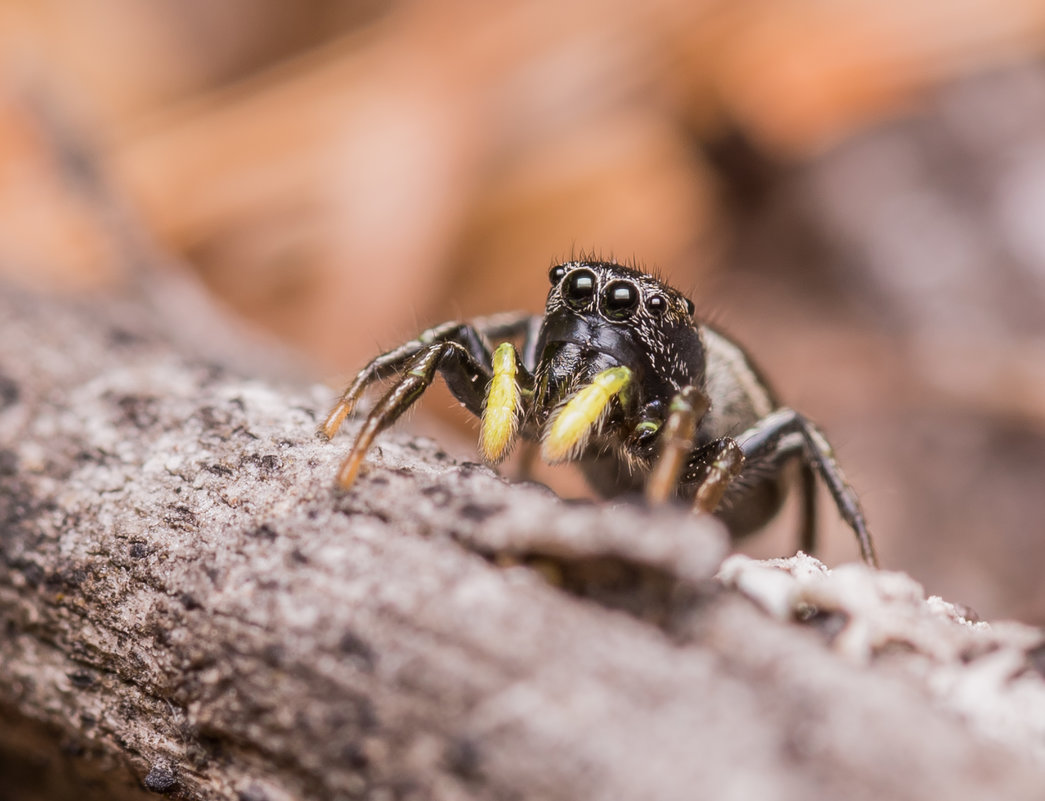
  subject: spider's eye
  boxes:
[562,268,597,309]
[647,294,667,315]
[684,297,695,316]
[602,280,639,320]
[548,265,567,284]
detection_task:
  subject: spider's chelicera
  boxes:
[320,260,878,566]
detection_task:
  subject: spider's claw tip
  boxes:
[336,450,365,489]
[320,400,355,440]
[643,482,670,506]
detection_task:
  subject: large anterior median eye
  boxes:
[563,268,597,309]
[601,280,639,320]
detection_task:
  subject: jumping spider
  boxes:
[320,260,878,566]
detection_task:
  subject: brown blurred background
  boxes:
[2,0,1045,622]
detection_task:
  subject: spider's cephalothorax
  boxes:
[320,260,878,566]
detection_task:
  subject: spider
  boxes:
[320,260,878,567]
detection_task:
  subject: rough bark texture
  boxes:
[2,280,1045,801]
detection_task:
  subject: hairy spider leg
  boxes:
[645,386,711,505]
[320,320,466,439]
[480,343,524,463]
[335,342,492,488]
[541,367,633,464]
[319,313,535,440]
[734,408,877,567]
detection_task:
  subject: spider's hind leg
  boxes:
[734,408,876,567]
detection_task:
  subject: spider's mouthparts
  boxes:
[541,367,632,464]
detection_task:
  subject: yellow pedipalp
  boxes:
[480,343,521,462]
[542,367,632,464]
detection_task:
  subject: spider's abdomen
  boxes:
[698,325,777,442]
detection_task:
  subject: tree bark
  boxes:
[2,279,1045,801]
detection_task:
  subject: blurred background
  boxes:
[2,0,1045,622]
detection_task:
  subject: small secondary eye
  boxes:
[684,297,695,315]
[602,280,639,320]
[563,268,597,309]
[647,294,667,315]
[548,265,567,284]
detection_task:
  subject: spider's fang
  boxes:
[480,343,521,463]
[541,367,632,464]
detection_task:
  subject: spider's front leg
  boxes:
[323,314,539,489]
[319,313,533,440]
[333,340,491,488]
[644,385,728,506]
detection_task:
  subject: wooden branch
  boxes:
[2,281,1045,801]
